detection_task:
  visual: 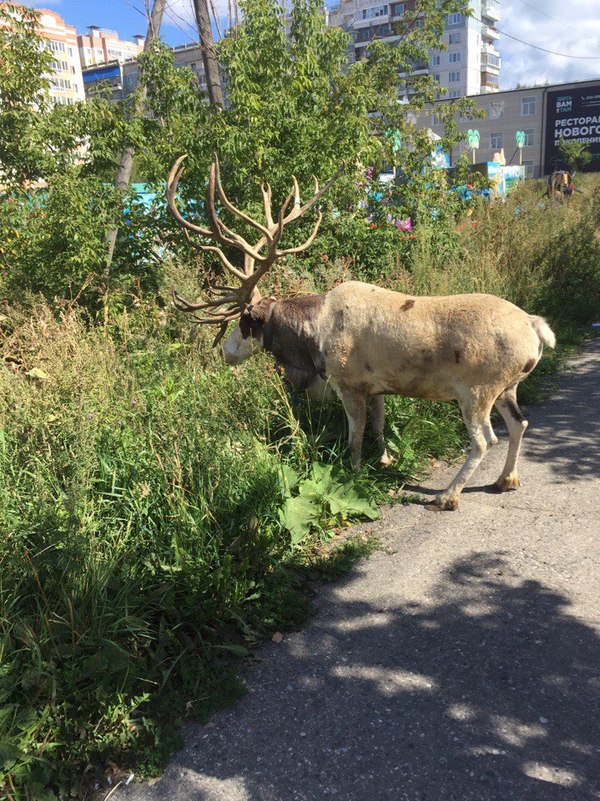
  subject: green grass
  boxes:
[1,175,599,800]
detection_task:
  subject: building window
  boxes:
[448,52,461,63]
[391,2,404,16]
[431,54,440,66]
[490,131,503,149]
[449,32,461,44]
[521,96,536,116]
[447,12,463,25]
[523,128,535,146]
[522,160,534,178]
[449,70,461,82]
[433,73,441,83]
[449,90,460,98]
[48,40,66,53]
[432,111,443,125]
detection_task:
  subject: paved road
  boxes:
[118,339,600,801]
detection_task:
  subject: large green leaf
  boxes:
[326,483,379,520]
[280,495,319,545]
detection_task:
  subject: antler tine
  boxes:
[271,182,296,249]
[277,210,323,257]
[205,160,266,265]
[292,176,301,211]
[181,229,248,281]
[261,182,274,228]
[213,154,272,240]
[172,288,235,312]
[167,155,212,238]
[289,160,346,222]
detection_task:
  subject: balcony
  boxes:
[354,13,389,28]
[398,60,429,76]
[481,51,500,73]
[482,0,501,21]
[354,4,390,26]
[481,23,500,40]
[354,23,393,42]
[481,42,500,57]
[481,70,499,89]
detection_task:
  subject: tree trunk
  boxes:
[103,0,167,316]
[191,0,224,107]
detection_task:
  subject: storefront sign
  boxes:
[544,85,600,173]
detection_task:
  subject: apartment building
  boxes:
[82,42,209,102]
[77,25,144,68]
[329,0,501,98]
[3,5,86,105]
[422,77,600,177]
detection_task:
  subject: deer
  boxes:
[167,155,556,511]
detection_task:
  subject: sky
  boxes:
[26,0,600,91]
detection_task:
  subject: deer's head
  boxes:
[167,154,344,362]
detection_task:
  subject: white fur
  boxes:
[222,327,263,364]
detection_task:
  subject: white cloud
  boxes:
[498,0,600,88]
[163,0,233,38]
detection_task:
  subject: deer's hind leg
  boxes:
[434,392,497,511]
[493,384,528,491]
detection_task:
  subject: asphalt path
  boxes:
[117,338,600,801]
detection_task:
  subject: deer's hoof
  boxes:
[378,451,396,468]
[426,497,459,512]
[494,475,521,492]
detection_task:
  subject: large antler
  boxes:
[167,154,345,342]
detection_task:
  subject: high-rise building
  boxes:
[77,25,144,68]
[328,0,501,98]
[2,4,86,105]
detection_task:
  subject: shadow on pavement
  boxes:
[144,552,600,801]
[525,338,600,482]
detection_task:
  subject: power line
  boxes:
[164,0,200,41]
[514,0,595,48]
[475,16,600,60]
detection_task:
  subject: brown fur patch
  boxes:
[506,397,525,424]
[402,299,415,311]
[454,350,461,364]
[264,295,327,392]
[523,358,536,373]
[240,297,275,339]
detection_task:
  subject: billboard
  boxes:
[544,85,600,174]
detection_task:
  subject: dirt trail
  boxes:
[118,339,600,801]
